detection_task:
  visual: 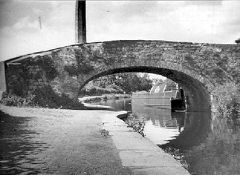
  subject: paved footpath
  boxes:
[0,105,189,175]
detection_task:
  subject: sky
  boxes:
[0,0,240,62]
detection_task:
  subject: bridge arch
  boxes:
[79,66,211,112]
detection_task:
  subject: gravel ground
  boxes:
[0,105,132,175]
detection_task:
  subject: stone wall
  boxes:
[4,40,240,112]
[5,47,79,99]
[78,40,239,88]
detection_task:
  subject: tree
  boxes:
[235,38,240,44]
[114,73,152,93]
[86,73,153,94]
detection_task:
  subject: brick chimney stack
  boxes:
[75,0,86,43]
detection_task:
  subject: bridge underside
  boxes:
[79,66,211,112]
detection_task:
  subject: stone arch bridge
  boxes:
[3,40,240,112]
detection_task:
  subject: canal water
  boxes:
[96,98,211,148]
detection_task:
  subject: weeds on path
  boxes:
[125,113,145,137]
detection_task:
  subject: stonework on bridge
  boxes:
[4,40,240,112]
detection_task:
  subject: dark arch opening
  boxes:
[79,66,211,112]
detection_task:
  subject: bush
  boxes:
[235,38,240,44]
[32,86,85,109]
[83,86,124,96]
[125,113,145,137]
[0,92,35,107]
[0,86,86,110]
[212,83,240,124]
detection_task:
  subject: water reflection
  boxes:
[163,111,211,150]
[132,103,182,145]
[97,98,132,112]
[96,98,211,148]
[132,101,211,147]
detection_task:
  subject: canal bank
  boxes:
[0,105,189,175]
[100,111,190,175]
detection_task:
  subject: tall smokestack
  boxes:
[75,0,86,43]
[38,16,42,29]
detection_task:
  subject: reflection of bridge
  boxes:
[2,40,239,112]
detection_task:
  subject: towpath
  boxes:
[0,105,189,175]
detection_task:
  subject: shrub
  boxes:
[32,85,85,109]
[0,86,86,110]
[125,113,145,137]
[212,83,240,125]
[83,86,123,96]
[0,92,35,107]
[235,38,240,44]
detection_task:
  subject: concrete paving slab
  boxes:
[132,167,189,175]
[103,124,133,132]
[111,132,161,151]
[119,150,182,167]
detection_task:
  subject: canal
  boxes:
[95,97,240,175]
[96,98,210,148]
